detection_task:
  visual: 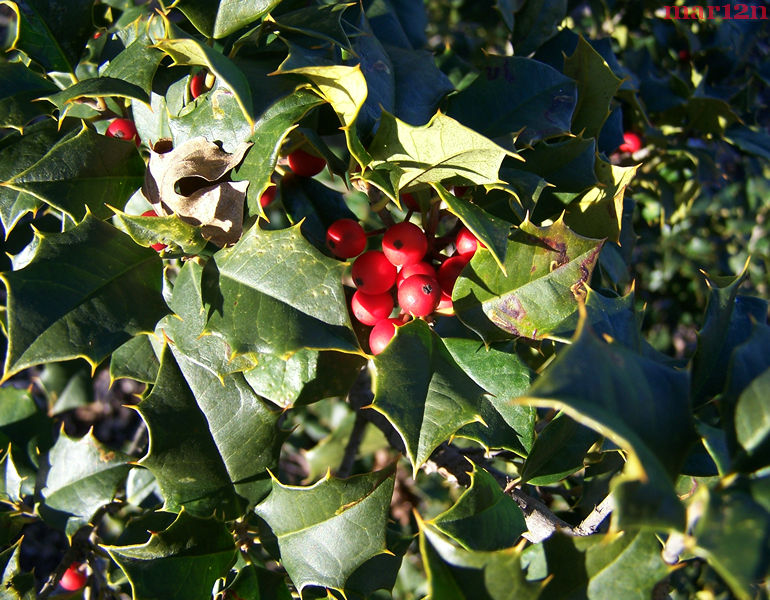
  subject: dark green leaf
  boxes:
[734,367,770,470]
[453,217,603,342]
[107,511,237,600]
[222,563,292,600]
[0,62,57,131]
[175,0,282,38]
[110,334,160,385]
[433,466,526,551]
[445,56,576,146]
[41,77,150,118]
[387,45,454,126]
[38,431,131,536]
[2,216,167,379]
[37,360,93,414]
[512,137,597,193]
[371,320,485,473]
[511,0,567,56]
[138,344,283,518]
[0,541,35,600]
[103,33,165,96]
[112,208,211,255]
[255,467,395,593]
[0,450,24,504]
[273,4,350,48]
[1,125,145,221]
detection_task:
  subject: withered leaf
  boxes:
[141,137,251,247]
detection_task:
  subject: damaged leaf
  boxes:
[141,137,251,247]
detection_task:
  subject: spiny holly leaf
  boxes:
[364,110,518,200]
[512,137,597,194]
[221,563,292,600]
[154,36,255,126]
[2,0,93,74]
[158,260,257,378]
[0,449,24,504]
[0,124,145,221]
[690,484,770,600]
[563,36,623,139]
[511,0,566,56]
[564,159,637,243]
[442,338,535,455]
[110,334,160,385]
[453,216,603,342]
[434,184,512,272]
[254,467,395,594]
[112,208,211,255]
[107,510,237,600]
[41,77,150,120]
[733,367,770,471]
[520,412,599,486]
[371,320,485,473]
[102,33,166,96]
[280,65,370,164]
[174,0,282,39]
[38,431,131,537]
[231,88,324,217]
[519,320,696,530]
[1,216,167,380]
[0,119,65,234]
[138,344,283,519]
[244,349,365,409]
[204,224,361,358]
[445,55,576,146]
[271,3,351,49]
[419,521,541,600]
[0,61,57,132]
[0,540,35,600]
[432,466,526,551]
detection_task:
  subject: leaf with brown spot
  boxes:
[141,137,251,247]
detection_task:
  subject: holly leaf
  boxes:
[0,61,57,132]
[0,124,145,221]
[38,431,131,536]
[371,320,485,473]
[445,55,576,146]
[364,110,518,199]
[453,216,604,342]
[231,88,324,217]
[432,466,526,551]
[0,541,36,600]
[138,344,283,519]
[103,33,166,96]
[1,216,167,380]
[41,77,150,120]
[511,0,566,56]
[519,320,696,530]
[37,360,94,414]
[107,511,237,600]
[563,36,623,139]
[204,224,361,358]
[255,467,395,594]
[174,0,282,39]
[112,208,212,255]
[0,449,24,504]
[733,367,770,471]
[221,564,292,600]
[110,334,160,385]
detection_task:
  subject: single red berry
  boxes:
[369,318,402,355]
[93,31,102,39]
[259,186,276,208]
[401,193,419,211]
[455,227,484,257]
[288,148,326,177]
[107,118,139,146]
[351,251,397,294]
[141,210,167,252]
[398,274,441,317]
[60,563,87,591]
[618,132,642,154]
[351,290,394,325]
[678,49,691,62]
[437,255,470,298]
[190,72,207,99]
[397,261,436,289]
[382,222,428,267]
[326,219,366,258]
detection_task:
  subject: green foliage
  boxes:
[0,0,768,598]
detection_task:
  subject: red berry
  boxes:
[618,132,642,154]
[436,294,454,314]
[352,251,397,294]
[398,274,441,317]
[326,219,366,258]
[60,563,87,591]
[437,255,470,298]
[190,72,207,99]
[351,290,394,325]
[369,318,402,355]
[259,186,276,208]
[678,49,691,62]
[107,118,138,144]
[452,185,468,196]
[288,148,326,177]
[382,222,428,267]
[397,261,435,289]
[455,227,484,257]
[401,193,419,211]
[93,31,102,39]
[141,210,167,252]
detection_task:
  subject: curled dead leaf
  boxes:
[141,137,251,247]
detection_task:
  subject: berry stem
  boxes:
[365,227,386,237]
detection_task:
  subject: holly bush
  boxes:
[1,1,769,599]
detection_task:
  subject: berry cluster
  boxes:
[325,215,483,355]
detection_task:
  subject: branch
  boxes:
[336,410,368,478]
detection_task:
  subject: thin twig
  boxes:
[336,411,368,478]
